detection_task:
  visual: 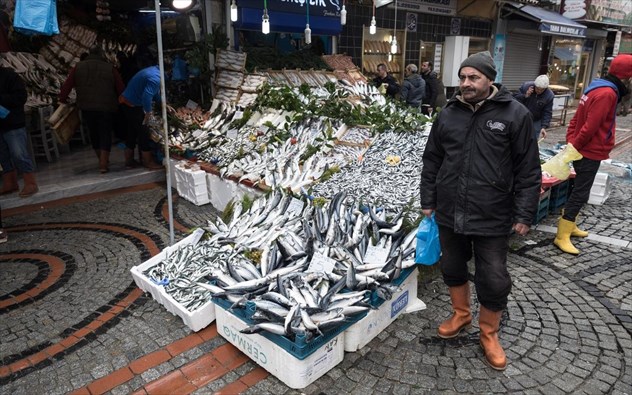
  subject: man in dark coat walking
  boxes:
[421,61,447,115]
[400,64,425,108]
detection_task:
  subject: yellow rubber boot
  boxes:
[554,218,580,255]
[437,283,472,339]
[562,210,588,237]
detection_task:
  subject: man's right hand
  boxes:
[525,86,534,97]
[422,209,434,218]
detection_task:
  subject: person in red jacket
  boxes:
[555,54,632,254]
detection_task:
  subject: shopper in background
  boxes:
[119,64,163,170]
[555,54,632,255]
[420,61,447,115]
[513,74,554,140]
[59,47,125,173]
[400,64,425,109]
[0,66,38,197]
[373,63,399,98]
[420,51,541,371]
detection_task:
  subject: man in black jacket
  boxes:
[373,63,399,98]
[421,61,447,115]
[0,66,38,197]
[420,51,541,371]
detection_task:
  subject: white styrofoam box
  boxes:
[588,172,611,205]
[130,229,216,332]
[175,164,211,206]
[344,268,426,352]
[216,306,345,389]
[207,172,264,212]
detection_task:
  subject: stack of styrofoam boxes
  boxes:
[215,301,349,389]
[174,161,211,206]
[588,172,611,205]
[344,267,426,352]
[206,172,264,211]
[130,229,216,332]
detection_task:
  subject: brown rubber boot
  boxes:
[437,283,472,339]
[479,305,507,371]
[125,148,140,169]
[94,149,101,159]
[141,151,162,170]
[19,172,38,197]
[99,150,110,173]
[1,170,19,195]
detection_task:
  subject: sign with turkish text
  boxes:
[391,0,456,16]
[540,22,586,37]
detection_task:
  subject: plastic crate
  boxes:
[213,296,362,360]
[549,180,569,212]
[215,305,345,389]
[533,189,551,224]
[344,267,426,352]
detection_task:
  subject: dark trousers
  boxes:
[121,105,150,152]
[563,158,601,221]
[82,110,113,152]
[438,225,512,311]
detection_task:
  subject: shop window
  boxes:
[548,38,584,98]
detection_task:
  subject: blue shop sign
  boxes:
[540,22,586,38]
[238,0,342,17]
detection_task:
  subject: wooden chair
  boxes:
[29,105,59,163]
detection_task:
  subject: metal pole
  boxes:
[155,0,175,245]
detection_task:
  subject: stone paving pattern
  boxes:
[1,177,631,393]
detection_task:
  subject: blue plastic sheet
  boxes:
[415,214,441,265]
[13,0,59,36]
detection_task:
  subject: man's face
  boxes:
[421,62,430,74]
[459,67,494,103]
[378,66,387,78]
[534,87,546,95]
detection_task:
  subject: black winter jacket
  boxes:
[422,71,447,109]
[0,67,27,133]
[420,84,541,235]
[400,73,425,107]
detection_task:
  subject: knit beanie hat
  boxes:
[608,54,632,80]
[459,51,497,81]
[534,75,549,88]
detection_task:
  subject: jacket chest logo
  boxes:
[486,120,507,133]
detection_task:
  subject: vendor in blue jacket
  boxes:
[513,75,554,140]
[119,65,163,169]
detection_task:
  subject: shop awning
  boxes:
[505,2,587,38]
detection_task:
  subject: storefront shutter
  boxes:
[501,33,541,91]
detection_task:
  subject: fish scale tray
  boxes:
[212,297,365,360]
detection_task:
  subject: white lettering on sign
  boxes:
[280,0,329,8]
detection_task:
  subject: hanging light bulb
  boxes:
[390,36,398,54]
[369,16,376,34]
[305,24,312,44]
[340,4,347,25]
[231,0,238,22]
[387,53,392,62]
[262,9,270,34]
[391,0,398,54]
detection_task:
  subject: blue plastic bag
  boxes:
[171,55,188,81]
[13,0,59,36]
[415,213,441,265]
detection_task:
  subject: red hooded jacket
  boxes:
[566,79,619,160]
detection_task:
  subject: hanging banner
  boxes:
[492,34,506,83]
[391,0,456,16]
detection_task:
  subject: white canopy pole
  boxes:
[155,0,176,245]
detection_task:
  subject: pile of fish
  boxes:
[143,189,419,340]
[311,126,432,214]
[0,52,67,107]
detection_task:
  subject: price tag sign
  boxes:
[363,244,389,265]
[286,197,305,216]
[307,252,336,274]
[226,129,239,139]
[233,110,244,120]
[185,99,199,110]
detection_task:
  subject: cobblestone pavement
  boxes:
[1,176,631,394]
